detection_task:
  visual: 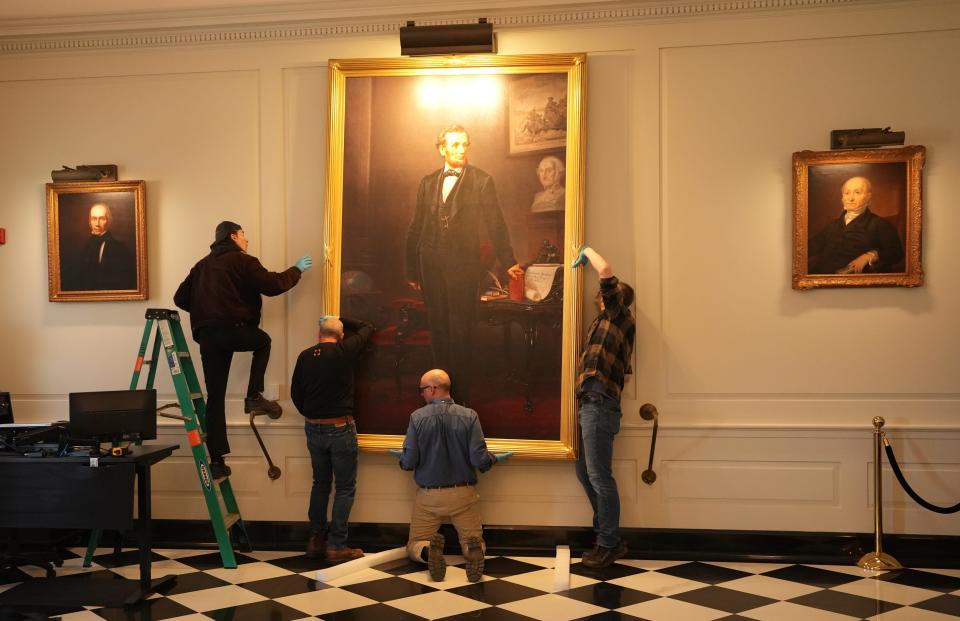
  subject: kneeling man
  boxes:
[394,369,510,582]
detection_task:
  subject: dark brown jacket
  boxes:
[174,241,301,340]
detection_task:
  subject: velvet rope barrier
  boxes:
[883,435,960,514]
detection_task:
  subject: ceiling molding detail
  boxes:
[0,0,894,55]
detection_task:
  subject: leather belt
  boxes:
[420,482,474,490]
[305,415,354,426]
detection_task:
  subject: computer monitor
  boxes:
[69,389,157,443]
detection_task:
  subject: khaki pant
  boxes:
[407,485,485,563]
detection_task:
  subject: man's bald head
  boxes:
[419,369,452,398]
[318,316,344,342]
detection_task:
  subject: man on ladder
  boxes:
[175,221,312,478]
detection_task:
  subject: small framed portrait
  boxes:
[46,180,148,301]
[792,146,925,290]
[507,73,568,154]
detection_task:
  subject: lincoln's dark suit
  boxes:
[62,232,137,291]
[406,165,517,396]
[808,208,904,274]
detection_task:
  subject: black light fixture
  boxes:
[830,127,905,150]
[400,18,494,56]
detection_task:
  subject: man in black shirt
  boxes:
[291,315,374,563]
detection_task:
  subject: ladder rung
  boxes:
[177,352,191,358]
[223,513,241,529]
[190,393,203,399]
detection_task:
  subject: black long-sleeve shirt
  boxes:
[290,318,374,419]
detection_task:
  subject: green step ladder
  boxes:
[84,308,250,569]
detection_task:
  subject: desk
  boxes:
[480,297,562,412]
[0,443,178,606]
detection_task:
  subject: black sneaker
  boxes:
[463,537,485,583]
[245,394,282,418]
[581,541,628,568]
[427,533,446,581]
[209,459,231,479]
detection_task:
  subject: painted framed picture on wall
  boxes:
[324,54,586,459]
[46,180,148,302]
[792,146,924,290]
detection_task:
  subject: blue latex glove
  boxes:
[570,245,589,269]
[494,451,513,463]
[318,315,333,325]
[388,449,402,457]
[295,255,313,272]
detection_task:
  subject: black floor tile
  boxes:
[0,603,85,617]
[92,596,196,621]
[341,576,438,601]
[174,551,260,570]
[763,564,861,588]
[380,558,430,576]
[670,585,777,614]
[89,549,166,568]
[914,593,960,616]
[206,599,307,621]
[875,568,960,593]
[570,561,645,581]
[657,561,752,585]
[560,582,657,608]
[154,569,230,595]
[322,602,428,620]
[476,557,545,578]
[438,608,535,621]
[571,613,651,621]
[448,578,546,605]
[239,572,329,598]
[260,552,329,573]
[0,568,30,586]
[789,588,901,618]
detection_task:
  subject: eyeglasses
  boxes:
[418,385,435,392]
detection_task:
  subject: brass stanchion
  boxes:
[857,416,902,571]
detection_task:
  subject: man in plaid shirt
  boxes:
[571,246,636,568]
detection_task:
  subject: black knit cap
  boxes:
[214,221,242,243]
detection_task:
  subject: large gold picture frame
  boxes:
[324,54,586,459]
[47,180,148,302]
[792,146,924,290]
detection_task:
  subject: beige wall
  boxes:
[1,1,959,536]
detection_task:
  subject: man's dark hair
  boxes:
[618,282,634,308]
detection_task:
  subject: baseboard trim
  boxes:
[138,521,959,568]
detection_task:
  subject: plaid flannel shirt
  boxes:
[576,276,636,400]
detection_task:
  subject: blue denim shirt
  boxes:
[399,399,495,488]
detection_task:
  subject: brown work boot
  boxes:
[427,533,446,581]
[306,532,326,559]
[464,537,485,582]
[324,545,363,563]
[244,394,282,417]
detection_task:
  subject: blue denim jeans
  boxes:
[305,422,358,548]
[575,392,622,548]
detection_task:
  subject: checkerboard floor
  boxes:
[2,547,959,620]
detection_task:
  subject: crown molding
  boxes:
[0,0,905,55]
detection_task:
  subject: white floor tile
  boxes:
[502,567,597,593]
[500,593,607,621]
[721,574,823,600]
[919,568,960,579]
[152,615,214,621]
[869,607,960,621]
[244,550,306,561]
[704,561,791,574]
[616,559,689,571]
[57,612,106,621]
[607,570,706,596]
[108,559,200,579]
[321,567,395,586]
[741,601,863,620]
[22,556,102,578]
[153,548,220,560]
[275,587,378,616]
[831,576,943,605]
[206,560,295,583]
[617,597,729,621]
[387,590,490,619]
[398,564,494,589]
[167,584,267,612]
[808,563,885,578]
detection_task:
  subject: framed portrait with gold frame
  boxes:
[324,54,587,459]
[46,180,148,302]
[792,146,924,290]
